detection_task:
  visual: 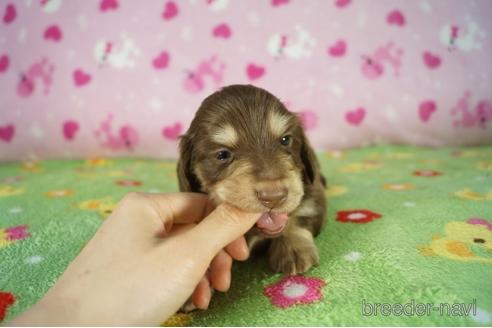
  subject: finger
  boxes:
[224,236,249,261]
[192,275,211,310]
[210,250,232,292]
[166,223,196,237]
[124,192,214,232]
[182,204,261,261]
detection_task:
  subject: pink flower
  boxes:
[5,225,30,241]
[264,275,326,308]
[413,170,442,177]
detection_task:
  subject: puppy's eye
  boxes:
[280,135,292,146]
[216,150,233,162]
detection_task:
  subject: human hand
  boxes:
[9,192,261,326]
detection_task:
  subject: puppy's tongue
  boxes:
[256,212,289,232]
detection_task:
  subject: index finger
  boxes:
[129,192,215,232]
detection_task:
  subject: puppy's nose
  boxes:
[256,188,288,208]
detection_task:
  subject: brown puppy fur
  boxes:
[177,84,326,275]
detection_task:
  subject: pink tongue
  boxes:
[256,212,289,231]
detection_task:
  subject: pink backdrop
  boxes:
[1,0,491,161]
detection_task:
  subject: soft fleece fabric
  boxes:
[0,145,491,326]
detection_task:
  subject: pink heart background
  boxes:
[162,122,182,140]
[328,40,347,57]
[298,110,318,130]
[419,100,437,123]
[0,54,9,73]
[162,1,178,20]
[100,0,119,12]
[246,64,265,80]
[387,10,405,27]
[44,25,62,42]
[73,69,91,86]
[0,125,15,142]
[152,51,170,69]
[213,23,231,39]
[62,121,79,140]
[345,108,366,126]
[3,3,16,24]
[272,0,290,7]
[334,0,351,9]
[0,1,491,161]
[423,51,441,69]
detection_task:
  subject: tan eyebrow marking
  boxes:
[268,111,290,137]
[211,124,238,147]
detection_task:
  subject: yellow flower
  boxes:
[453,149,492,158]
[85,157,113,168]
[478,161,492,170]
[383,183,414,191]
[21,161,42,173]
[161,313,192,327]
[419,159,441,165]
[78,198,116,218]
[325,150,345,159]
[106,170,128,177]
[325,185,348,197]
[156,162,176,170]
[78,199,103,210]
[0,229,10,249]
[97,203,115,218]
[45,189,74,197]
[463,150,481,157]
[75,167,92,176]
[0,185,25,197]
[455,188,492,200]
[368,152,413,160]
[339,161,382,173]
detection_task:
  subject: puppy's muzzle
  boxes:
[256,187,288,208]
[254,185,290,237]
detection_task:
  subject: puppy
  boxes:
[177,84,326,275]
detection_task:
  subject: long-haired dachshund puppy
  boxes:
[177,84,326,275]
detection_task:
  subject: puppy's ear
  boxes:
[299,131,319,185]
[177,134,202,192]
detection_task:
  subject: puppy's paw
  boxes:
[268,228,319,274]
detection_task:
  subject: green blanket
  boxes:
[1,145,491,326]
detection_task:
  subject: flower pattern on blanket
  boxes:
[45,189,74,198]
[0,185,24,197]
[454,188,492,200]
[20,161,43,173]
[161,313,192,327]
[477,161,492,170]
[339,161,383,173]
[383,183,414,191]
[325,185,348,197]
[1,147,491,325]
[419,218,492,263]
[264,275,326,309]
[77,198,116,219]
[0,292,16,322]
[413,170,443,177]
[336,210,382,224]
[0,225,31,249]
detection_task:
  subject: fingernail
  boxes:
[201,297,209,309]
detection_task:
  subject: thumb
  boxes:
[183,204,260,260]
